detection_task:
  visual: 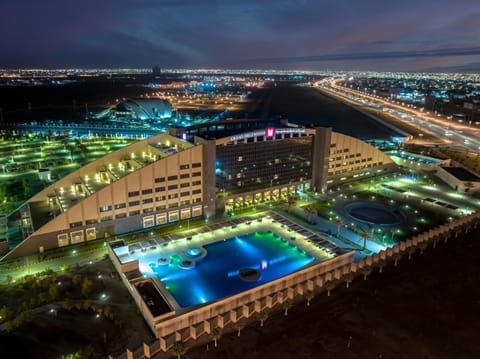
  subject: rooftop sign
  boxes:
[229,128,305,142]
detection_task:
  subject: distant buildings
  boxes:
[114,98,173,120]
[436,166,480,193]
[152,65,161,76]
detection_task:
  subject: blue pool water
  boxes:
[150,231,315,307]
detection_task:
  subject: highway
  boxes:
[317,78,480,153]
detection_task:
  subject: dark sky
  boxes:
[1,0,479,71]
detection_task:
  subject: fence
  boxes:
[110,211,480,359]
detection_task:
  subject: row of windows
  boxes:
[126,180,202,197]
[330,159,363,168]
[217,137,312,194]
[328,162,382,175]
[152,163,201,184]
[76,205,202,226]
[331,148,349,154]
[94,201,203,222]
[179,162,201,170]
[331,153,363,161]
[100,191,202,213]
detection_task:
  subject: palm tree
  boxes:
[287,195,296,213]
[390,228,396,242]
[378,259,386,274]
[393,252,402,267]
[235,320,245,337]
[258,310,268,327]
[303,205,317,224]
[419,241,428,255]
[282,299,292,316]
[333,218,343,237]
[324,280,336,296]
[361,266,372,280]
[210,327,221,348]
[0,305,11,322]
[408,246,416,260]
[171,341,185,359]
[359,231,370,250]
[342,272,353,289]
[304,290,314,306]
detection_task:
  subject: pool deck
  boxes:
[115,214,342,272]
[111,213,346,312]
[108,213,356,342]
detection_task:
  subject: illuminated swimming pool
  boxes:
[149,231,315,307]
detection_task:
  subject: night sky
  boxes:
[1,0,479,71]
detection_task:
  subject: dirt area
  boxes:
[0,259,154,359]
[166,230,480,359]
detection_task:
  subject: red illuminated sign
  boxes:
[266,128,275,138]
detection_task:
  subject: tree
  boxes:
[234,320,245,337]
[325,281,336,297]
[171,341,185,359]
[282,299,292,316]
[333,218,344,237]
[81,278,93,298]
[72,274,82,285]
[361,266,372,280]
[407,247,416,260]
[287,195,296,213]
[210,327,221,348]
[258,310,269,327]
[378,259,386,274]
[37,292,49,305]
[304,290,314,306]
[103,306,114,320]
[303,205,318,224]
[360,231,370,250]
[82,300,92,311]
[343,272,353,289]
[79,345,95,359]
[419,241,428,255]
[390,228,397,241]
[48,284,59,300]
[22,178,31,199]
[5,274,13,285]
[393,253,402,267]
[63,298,73,310]
[0,305,11,322]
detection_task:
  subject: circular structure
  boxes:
[179,259,195,269]
[185,246,207,260]
[186,248,201,257]
[238,268,261,282]
[344,201,404,226]
[157,257,169,265]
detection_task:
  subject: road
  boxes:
[318,78,480,152]
[243,85,403,139]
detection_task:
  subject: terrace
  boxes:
[27,134,193,232]
[112,215,343,310]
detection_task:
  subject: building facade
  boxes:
[2,123,394,260]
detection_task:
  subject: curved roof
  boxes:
[117,98,173,119]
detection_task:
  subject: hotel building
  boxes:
[2,120,395,260]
